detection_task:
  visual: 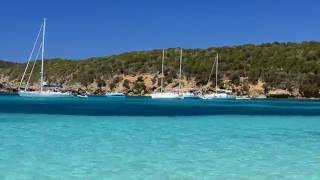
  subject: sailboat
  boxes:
[18,18,71,97]
[151,49,183,99]
[200,53,235,100]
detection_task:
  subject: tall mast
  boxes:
[19,23,43,90]
[215,53,219,94]
[205,55,216,93]
[25,43,43,91]
[179,48,182,92]
[40,18,46,92]
[160,49,164,93]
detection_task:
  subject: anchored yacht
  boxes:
[18,18,70,97]
[200,53,235,100]
[151,49,183,99]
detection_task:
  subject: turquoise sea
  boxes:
[0,96,320,179]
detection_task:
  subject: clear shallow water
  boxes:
[0,96,320,179]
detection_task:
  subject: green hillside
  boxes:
[0,60,16,69]
[1,42,320,97]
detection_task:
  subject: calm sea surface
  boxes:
[0,96,319,179]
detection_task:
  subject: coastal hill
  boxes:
[0,60,16,69]
[1,42,320,98]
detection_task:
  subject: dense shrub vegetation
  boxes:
[0,60,16,69]
[1,42,320,97]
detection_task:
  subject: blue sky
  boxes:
[1,0,320,62]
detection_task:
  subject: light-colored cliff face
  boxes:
[0,75,17,89]
[0,75,8,83]
[0,73,302,97]
[249,81,265,97]
[267,89,291,96]
[102,74,199,93]
[118,74,154,92]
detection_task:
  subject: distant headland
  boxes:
[1,41,320,98]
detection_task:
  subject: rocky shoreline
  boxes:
[0,74,316,99]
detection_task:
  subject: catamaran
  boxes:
[151,49,183,99]
[200,53,235,100]
[18,18,71,97]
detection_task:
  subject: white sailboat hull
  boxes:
[77,95,88,98]
[236,96,251,100]
[105,92,125,97]
[182,92,199,99]
[151,92,184,99]
[200,93,235,100]
[18,91,71,97]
